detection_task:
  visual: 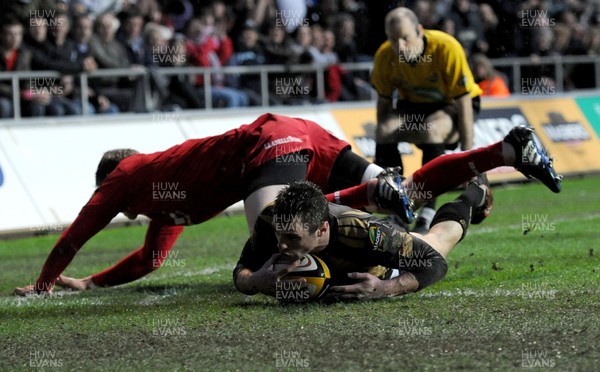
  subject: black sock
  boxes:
[375,143,403,172]
[430,200,471,241]
[457,183,485,209]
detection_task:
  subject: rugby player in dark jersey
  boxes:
[234,126,561,299]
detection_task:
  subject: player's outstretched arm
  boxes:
[13,205,121,296]
[327,272,420,300]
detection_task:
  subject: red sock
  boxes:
[411,141,505,198]
[325,182,371,209]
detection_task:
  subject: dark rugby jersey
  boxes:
[237,203,416,284]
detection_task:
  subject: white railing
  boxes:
[0,55,599,119]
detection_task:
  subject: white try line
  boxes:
[466,212,600,236]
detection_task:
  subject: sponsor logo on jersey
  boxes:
[263,136,303,149]
[368,224,387,251]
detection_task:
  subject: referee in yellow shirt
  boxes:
[372,7,482,232]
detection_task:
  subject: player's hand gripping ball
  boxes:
[274,254,331,302]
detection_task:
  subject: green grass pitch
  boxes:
[1,175,599,370]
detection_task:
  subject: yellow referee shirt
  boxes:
[371,29,482,103]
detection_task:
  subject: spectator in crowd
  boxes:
[228,21,272,106]
[142,22,200,111]
[45,11,111,115]
[0,16,57,118]
[318,0,339,32]
[339,0,370,57]
[0,0,57,25]
[46,12,97,73]
[471,53,510,97]
[25,14,81,116]
[117,7,148,65]
[72,14,120,114]
[90,12,141,112]
[332,13,371,101]
[229,0,274,39]
[155,34,204,110]
[52,74,84,115]
[125,0,162,24]
[162,0,194,33]
[70,0,125,17]
[91,12,130,70]
[264,21,295,65]
[321,29,339,66]
[447,0,486,55]
[439,17,456,38]
[185,11,249,108]
[211,0,234,37]
[309,25,337,67]
[290,25,313,62]
[413,0,439,29]
[334,13,359,63]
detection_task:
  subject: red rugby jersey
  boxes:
[35,113,349,290]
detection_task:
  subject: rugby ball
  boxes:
[277,254,331,302]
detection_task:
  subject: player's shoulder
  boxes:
[328,203,373,237]
[424,29,465,54]
[373,40,395,62]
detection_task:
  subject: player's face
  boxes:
[275,221,323,261]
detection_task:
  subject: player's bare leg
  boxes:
[412,221,463,259]
[413,176,491,259]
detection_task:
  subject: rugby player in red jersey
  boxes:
[13,113,411,295]
[14,117,560,296]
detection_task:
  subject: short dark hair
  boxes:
[274,181,329,234]
[1,15,23,30]
[95,149,138,186]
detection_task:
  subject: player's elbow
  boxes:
[411,253,448,292]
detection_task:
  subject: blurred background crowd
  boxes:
[1,0,599,117]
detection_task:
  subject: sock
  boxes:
[411,141,504,198]
[325,183,370,209]
[430,200,472,242]
[458,182,485,209]
[416,206,436,224]
[418,144,446,211]
[375,143,403,172]
[361,163,384,183]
